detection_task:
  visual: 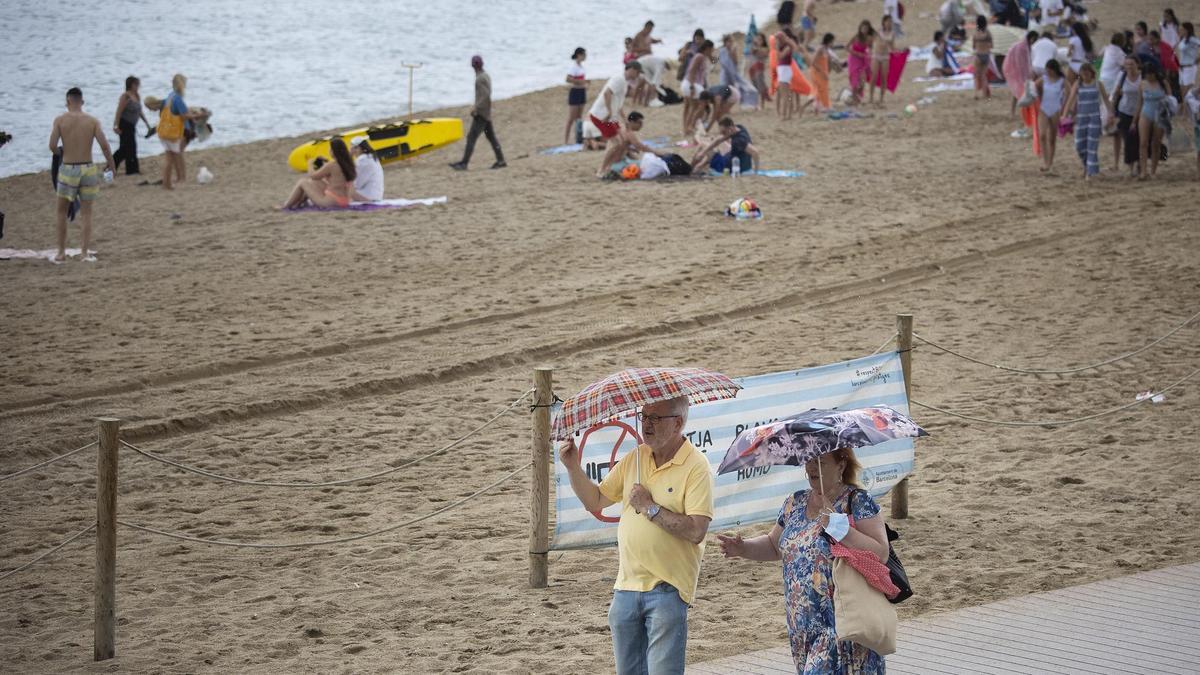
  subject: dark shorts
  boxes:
[568,87,586,106]
[1117,111,1134,135]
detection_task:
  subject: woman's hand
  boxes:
[716,533,746,558]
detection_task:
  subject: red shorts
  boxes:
[590,115,621,139]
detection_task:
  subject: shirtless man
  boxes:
[631,21,661,58]
[682,40,715,135]
[48,87,114,263]
[597,111,664,176]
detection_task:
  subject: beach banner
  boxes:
[551,352,915,550]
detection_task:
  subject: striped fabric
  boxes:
[551,367,742,441]
[551,352,915,550]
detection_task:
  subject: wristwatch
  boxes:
[645,504,662,520]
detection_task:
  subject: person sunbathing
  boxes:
[281,137,356,209]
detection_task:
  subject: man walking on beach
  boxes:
[631,21,661,58]
[450,55,506,170]
[48,87,114,263]
[559,397,714,675]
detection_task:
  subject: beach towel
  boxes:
[719,47,760,108]
[1022,103,1042,157]
[286,196,448,213]
[0,247,94,262]
[925,80,975,92]
[872,50,910,93]
[912,73,973,83]
[1003,38,1033,100]
[706,168,806,178]
[769,34,813,96]
[538,136,670,156]
[811,49,832,110]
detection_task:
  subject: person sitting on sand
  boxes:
[596,111,665,178]
[349,136,383,202]
[927,31,957,77]
[690,116,758,173]
[282,137,356,209]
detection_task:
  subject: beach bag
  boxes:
[828,490,913,604]
[662,153,692,176]
[657,86,684,105]
[833,545,898,654]
[158,94,184,141]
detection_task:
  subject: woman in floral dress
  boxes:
[718,448,892,673]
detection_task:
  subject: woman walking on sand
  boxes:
[749,33,772,109]
[973,15,994,100]
[1035,59,1066,172]
[112,76,151,176]
[1113,55,1143,175]
[565,47,588,145]
[1135,64,1169,180]
[1066,63,1114,179]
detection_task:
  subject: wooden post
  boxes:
[530,368,553,588]
[893,315,913,520]
[95,417,119,661]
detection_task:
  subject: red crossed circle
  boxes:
[576,420,643,523]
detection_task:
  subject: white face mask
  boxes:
[824,512,850,542]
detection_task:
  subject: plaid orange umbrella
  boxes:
[551,367,742,442]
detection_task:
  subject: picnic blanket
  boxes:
[706,169,806,178]
[286,196,448,213]
[539,136,670,156]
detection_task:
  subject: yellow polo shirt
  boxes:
[598,440,715,604]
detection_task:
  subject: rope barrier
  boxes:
[912,308,1200,375]
[117,460,532,549]
[871,333,899,355]
[0,524,96,587]
[912,365,1200,428]
[120,389,534,488]
[0,441,97,483]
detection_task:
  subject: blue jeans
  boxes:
[608,583,688,675]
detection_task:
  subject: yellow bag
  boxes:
[833,557,898,655]
[158,95,184,141]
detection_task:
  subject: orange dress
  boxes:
[811,48,831,110]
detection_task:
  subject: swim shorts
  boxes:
[801,16,814,31]
[161,137,182,153]
[589,115,620,139]
[776,63,793,84]
[56,163,100,202]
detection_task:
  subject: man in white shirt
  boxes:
[1031,31,1058,76]
[348,136,384,202]
[588,61,642,142]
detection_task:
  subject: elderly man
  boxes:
[559,396,714,675]
[450,55,506,170]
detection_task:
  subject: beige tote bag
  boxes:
[833,557,898,656]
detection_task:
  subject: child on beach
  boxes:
[773,19,803,120]
[565,48,588,145]
[870,15,896,106]
[811,33,841,112]
[847,21,875,105]
[973,15,994,100]
[1035,59,1066,172]
[927,31,957,77]
[1112,55,1143,175]
[682,40,715,134]
[748,33,772,109]
[1064,63,1114,179]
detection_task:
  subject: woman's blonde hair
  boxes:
[831,447,864,488]
[172,73,187,93]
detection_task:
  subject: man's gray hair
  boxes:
[665,396,690,427]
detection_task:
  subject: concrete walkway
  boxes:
[690,562,1200,674]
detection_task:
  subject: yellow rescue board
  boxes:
[287,118,463,172]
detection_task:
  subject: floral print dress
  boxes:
[777,487,886,674]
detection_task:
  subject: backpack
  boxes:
[657,86,683,105]
[158,94,184,141]
[662,153,692,176]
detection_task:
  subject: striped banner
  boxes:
[550,352,914,550]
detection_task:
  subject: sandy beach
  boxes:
[2,0,1199,672]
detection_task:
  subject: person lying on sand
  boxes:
[281,137,356,209]
[597,111,668,178]
[690,116,759,173]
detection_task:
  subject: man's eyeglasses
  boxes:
[636,412,681,426]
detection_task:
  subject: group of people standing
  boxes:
[995,8,1200,180]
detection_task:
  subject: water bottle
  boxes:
[731,157,741,178]
[103,169,114,184]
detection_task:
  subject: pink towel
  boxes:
[1003,40,1032,100]
[831,541,900,598]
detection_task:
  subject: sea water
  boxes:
[0,0,773,178]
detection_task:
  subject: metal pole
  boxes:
[95,417,119,661]
[401,62,423,118]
